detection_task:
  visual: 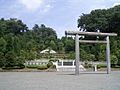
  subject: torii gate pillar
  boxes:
[106,36,111,74]
[75,34,80,75]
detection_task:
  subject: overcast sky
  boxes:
[0,0,120,38]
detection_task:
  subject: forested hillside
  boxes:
[0,18,75,68]
[0,5,120,68]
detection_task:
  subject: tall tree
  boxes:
[77,5,120,64]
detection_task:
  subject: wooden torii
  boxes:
[65,31,117,75]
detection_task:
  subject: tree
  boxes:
[78,5,120,35]
[49,40,57,50]
[0,52,5,67]
[78,5,120,62]
[63,37,75,53]
[0,37,7,53]
[4,51,16,67]
[80,48,96,61]
[111,54,118,67]
[0,18,28,36]
[57,40,64,53]
[32,24,39,32]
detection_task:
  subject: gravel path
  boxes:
[0,71,120,90]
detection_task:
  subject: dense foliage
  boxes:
[0,5,120,68]
[0,18,74,68]
[78,5,120,65]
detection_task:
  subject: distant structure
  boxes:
[40,48,56,54]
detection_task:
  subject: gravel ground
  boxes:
[0,71,120,90]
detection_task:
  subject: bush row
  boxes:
[26,61,56,70]
[2,65,25,70]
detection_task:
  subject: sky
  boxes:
[0,0,120,38]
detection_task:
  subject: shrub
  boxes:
[97,64,106,69]
[12,65,25,69]
[12,64,25,69]
[114,65,120,68]
[47,61,53,68]
[26,65,38,69]
[37,65,48,70]
[18,64,25,69]
[97,65,101,69]
[84,61,92,68]
[2,67,12,70]
[111,55,118,67]
[2,64,25,70]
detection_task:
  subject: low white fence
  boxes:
[25,59,106,72]
[25,60,49,65]
[53,60,86,71]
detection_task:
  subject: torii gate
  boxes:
[65,31,117,75]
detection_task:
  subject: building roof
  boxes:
[40,49,56,54]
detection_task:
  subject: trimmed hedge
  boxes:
[26,65,38,69]
[2,65,25,70]
[47,61,53,68]
[84,64,92,68]
[25,61,55,70]
[97,64,107,69]
[37,65,48,70]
